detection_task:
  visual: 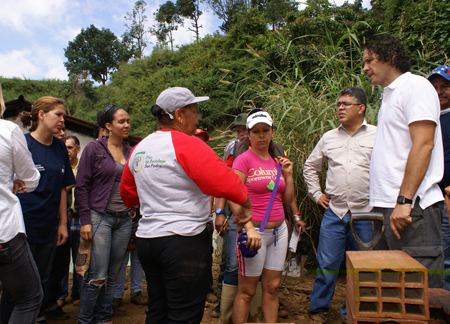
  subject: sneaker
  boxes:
[210,302,220,318]
[308,311,327,323]
[112,297,122,309]
[206,292,219,303]
[131,291,148,305]
[71,291,80,301]
[46,306,69,320]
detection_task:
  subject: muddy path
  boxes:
[44,257,346,324]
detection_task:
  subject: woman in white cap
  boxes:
[120,87,256,323]
[231,109,297,324]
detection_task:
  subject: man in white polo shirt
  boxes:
[363,35,445,288]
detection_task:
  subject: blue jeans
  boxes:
[60,217,83,299]
[309,208,374,317]
[223,214,238,286]
[114,250,143,298]
[77,210,132,324]
[0,233,43,324]
[442,206,450,291]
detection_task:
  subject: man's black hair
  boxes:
[338,87,368,115]
[66,135,80,147]
[364,35,411,73]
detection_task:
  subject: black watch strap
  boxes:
[397,195,413,205]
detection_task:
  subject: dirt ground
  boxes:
[43,256,346,324]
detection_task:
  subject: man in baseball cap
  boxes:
[428,65,450,291]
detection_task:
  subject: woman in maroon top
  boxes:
[75,105,133,324]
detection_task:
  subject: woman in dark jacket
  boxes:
[75,105,133,324]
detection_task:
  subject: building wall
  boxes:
[5,117,96,157]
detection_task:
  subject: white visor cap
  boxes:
[246,111,273,129]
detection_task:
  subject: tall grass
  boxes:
[229,9,384,267]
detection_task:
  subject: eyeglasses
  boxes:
[335,101,361,109]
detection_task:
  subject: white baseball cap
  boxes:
[156,87,209,118]
[246,111,273,129]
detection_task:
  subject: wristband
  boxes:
[292,214,303,223]
[215,208,226,215]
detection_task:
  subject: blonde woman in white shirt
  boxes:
[0,83,42,324]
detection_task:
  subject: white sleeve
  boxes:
[11,126,40,192]
[404,77,440,125]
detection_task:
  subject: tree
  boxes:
[123,1,152,60]
[152,1,183,50]
[206,0,246,32]
[261,0,298,30]
[177,0,203,42]
[64,25,132,85]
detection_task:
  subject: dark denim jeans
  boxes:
[60,216,83,299]
[0,233,43,324]
[223,214,238,286]
[114,250,143,298]
[137,226,211,324]
[46,223,71,309]
[77,210,132,324]
[309,208,374,317]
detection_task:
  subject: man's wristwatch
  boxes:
[397,195,413,205]
[215,208,226,215]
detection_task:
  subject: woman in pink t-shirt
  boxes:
[231,109,297,324]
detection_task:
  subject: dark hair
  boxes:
[151,103,196,127]
[364,35,411,73]
[338,87,368,115]
[151,104,173,127]
[18,96,65,132]
[96,105,123,128]
[66,135,80,147]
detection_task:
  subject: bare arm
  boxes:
[56,187,69,246]
[390,120,436,239]
[278,156,294,206]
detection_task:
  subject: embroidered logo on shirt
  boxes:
[35,164,45,172]
[133,151,145,173]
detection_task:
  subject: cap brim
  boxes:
[188,96,209,105]
[247,120,273,129]
[428,73,450,81]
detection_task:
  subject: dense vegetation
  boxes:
[2,0,449,267]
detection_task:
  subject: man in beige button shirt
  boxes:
[304,87,376,323]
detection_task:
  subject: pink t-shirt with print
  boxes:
[232,150,285,223]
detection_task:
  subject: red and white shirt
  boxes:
[121,129,248,238]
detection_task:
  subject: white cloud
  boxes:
[0,0,68,32]
[0,47,68,81]
[0,49,39,79]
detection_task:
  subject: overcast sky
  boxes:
[0,0,371,82]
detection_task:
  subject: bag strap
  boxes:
[259,161,282,232]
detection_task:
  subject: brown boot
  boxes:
[131,291,148,305]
